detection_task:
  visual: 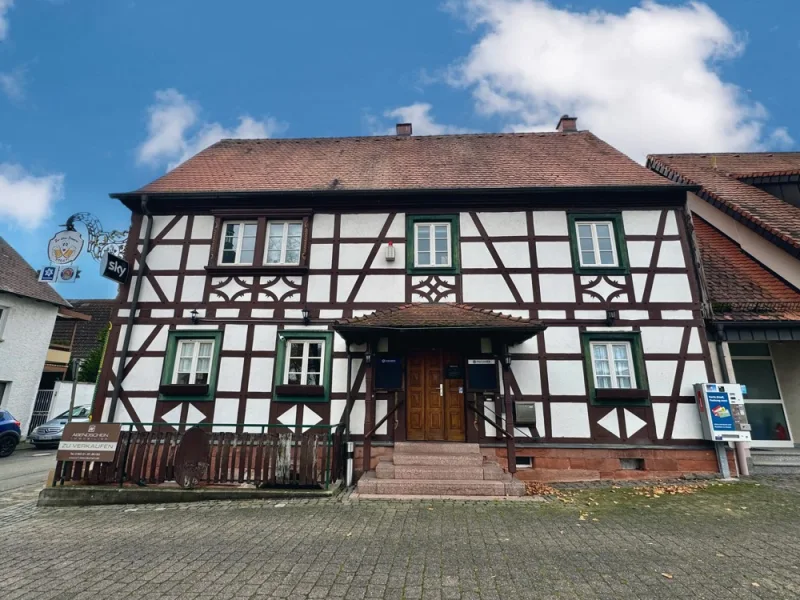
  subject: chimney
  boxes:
[396,123,412,136]
[556,115,577,133]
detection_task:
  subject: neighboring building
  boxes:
[648,153,800,458]
[50,299,114,377]
[94,118,730,487]
[0,237,89,435]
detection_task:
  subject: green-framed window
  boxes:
[406,214,460,275]
[273,330,333,403]
[568,213,629,275]
[581,332,649,406]
[159,330,223,402]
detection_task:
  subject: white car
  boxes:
[28,406,92,448]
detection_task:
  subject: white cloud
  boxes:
[448,0,792,160]
[0,0,12,41]
[377,102,472,135]
[137,89,285,170]
[0,67,25,101]
[0,164,64,229]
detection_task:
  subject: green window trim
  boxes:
[159,330,223,402]
[581,331,650,407]
[568,213,630,275]
[273,330,334,403]
[405,214,461,275]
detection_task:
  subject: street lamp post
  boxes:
[67,357,83,423]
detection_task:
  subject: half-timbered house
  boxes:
[94,117,732,491]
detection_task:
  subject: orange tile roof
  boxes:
[648,152,800,250]
[0,237,70,307]
[692,217,800,322]
[335,303,543,330]
[128,131,678,196]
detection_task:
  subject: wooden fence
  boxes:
[54,424,345,490]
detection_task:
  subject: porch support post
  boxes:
[362,344,375,473]
[502,365,516,474]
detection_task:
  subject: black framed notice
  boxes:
[465,358,499,392]
[375,355,403,390]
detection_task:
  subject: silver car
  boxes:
[28,405,92,448]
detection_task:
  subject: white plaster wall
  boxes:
[657,241,685,268]
[356,275,405,303]
[309,243,333,269]
[543,327,581,354]
[652,404,671,439]
[370,242,405,269]
[49,381,96,419]
[184,244,210,270]
[645,361,677,396]
[146,245,182,271]
[121,357,163,391]
[494,242,530,268]
[769,342,800,440]
[338,244,372,269]
[462,275,515,303]
[307,275,331,302]
[547,361,586,395]
[191,216,214,239]
[550,403,591,438]
[689,194,800,288]
[243,398,271,432]
[477,212,527,237]
[671,403,704,439]
[340,214,390,238]
[640,327,684,354]
[627,241,654,268]
[217,357,244,392]
[509,336,538,354]
[181,276,205,303]
[510,361,541,395]
[461,242,495,269]
[0,293,60,435]
[248,358,274,392]
[650,274,692,303]
[252,325,277,351]
[539,275,575,303]
[536,242,572,268]
[622,210,660,235]
[312,214,335,238]
[533,211,568,236]
[510,274,534,303]
[213,398,240,432]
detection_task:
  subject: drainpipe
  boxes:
[714,323,749,476]
[108,195,152,423]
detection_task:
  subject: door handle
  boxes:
[439,384,443,397]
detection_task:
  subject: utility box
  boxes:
[694,383,752,443]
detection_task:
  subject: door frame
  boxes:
[404,348,466,442]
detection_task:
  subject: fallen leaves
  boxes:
[661,573,674,579]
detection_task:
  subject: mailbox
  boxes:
[514,402,537,426]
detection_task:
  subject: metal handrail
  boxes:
[364,395,405,440]
[466,398,514,440]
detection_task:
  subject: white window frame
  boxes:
[576,221,619,267]
[414,222,452,268]
[283,339,326,385]
[172,339,215,385]
[0,305,8,341]
[218,220,258,265]
[265,220,304,266]
[590,341,636,389]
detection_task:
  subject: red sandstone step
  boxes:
[392,452,484,467]
[518,468,601,483]
[376,462,510,481]
[394,442,481,455]
[357,473,518,496]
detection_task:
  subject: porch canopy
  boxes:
[333,303,545,347]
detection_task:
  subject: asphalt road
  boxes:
[0,444,56,495]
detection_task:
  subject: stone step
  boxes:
[751,453,800,466]
[394,442,481,455]
[376,462,510,481]
[392,452,484,467]
[750,464,800,475]
[520,468,601,483]
[357,472,524,496]
[751,459,800,468]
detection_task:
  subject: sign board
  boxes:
[57,423,121,462]
[466,358,499,392]
[445,364,464,379]
[375,356,403,390]
[694,383,751,442]
[38,265,59,282]
[58,266,77,283]
[100,252,130,284]
[48,229,84,265]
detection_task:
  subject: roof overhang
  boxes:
[333,324,546,346]
[710,319,800,342]
[57,307,92,321]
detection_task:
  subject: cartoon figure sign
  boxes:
[48,229,84,265]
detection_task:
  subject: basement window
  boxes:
[619,458,645,471]
[515,456,533,469]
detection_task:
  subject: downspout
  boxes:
[107,195,152,423]
[714,323,749,476]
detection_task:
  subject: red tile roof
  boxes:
[692,217,800,322]
[335,303,544,330]
[0,237,70,308]
[648,152,800,250]
[129,131,678,195]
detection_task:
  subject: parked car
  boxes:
[0,409,22,457]
[28,405,92,448]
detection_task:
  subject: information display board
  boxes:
[693,383,751,442]
[374,356,403,390]
[466,358,499,392]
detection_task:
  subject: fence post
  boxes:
[118,424,133,487]
[324,429,331,490]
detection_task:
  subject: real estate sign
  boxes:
[57,423,121,462]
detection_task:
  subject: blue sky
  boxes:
[0,0,797,299]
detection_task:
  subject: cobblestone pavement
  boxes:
[3,477,800,599]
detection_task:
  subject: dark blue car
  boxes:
[0,409,22,457]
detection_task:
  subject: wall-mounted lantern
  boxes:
[385,240,396,262]
[302,306,310,324]
[190,309,199,324]
[605,309,619,326]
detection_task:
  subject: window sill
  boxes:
[274,384,325,397]
[594,388,650,403]
[158,383,210,397]
[406,266,459,276]
[205,265,308,277]
[574,265,630,276]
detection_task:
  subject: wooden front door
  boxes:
[407,350,465,441]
